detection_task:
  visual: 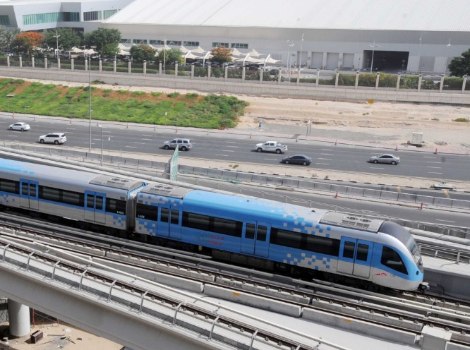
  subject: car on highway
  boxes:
[255,140,288,154]
[38,133,67,145]
[368,153,400,165]
[8,122,30,131]
[431,182,456,191]
[162,138,192,151]
[280,154,312,166]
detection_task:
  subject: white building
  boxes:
[1,0,469,73]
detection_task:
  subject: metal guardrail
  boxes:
[0,237,349,350]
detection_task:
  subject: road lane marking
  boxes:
[427,171,443,175]
[315,162,330,165]
[426,166,442,169]
[435,219,455,223]
[124,146,137,149]
[215,154,229,157]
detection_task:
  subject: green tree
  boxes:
[157,48,183,66]
[130,44,156,62]
[44,28,82,51]
[448,49,470,77]
[84,28,121,56]
[210,47,232,64]
[0,26,20,53]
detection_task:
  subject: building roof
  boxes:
[105,0,470,32]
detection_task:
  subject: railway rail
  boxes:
[1,212,470,346]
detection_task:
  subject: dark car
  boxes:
[280,154,312,166]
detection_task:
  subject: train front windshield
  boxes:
[380,221,423,271]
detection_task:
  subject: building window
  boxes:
[213,42,229,48]
[83,11,102,21]
[231,43,248,49]
[61,12,79,22]
[167,40,181,46]
[133,39,147,44]
[149,40,164,45]
[0,15,10,26]
[23,12,60,25]
[183,41,199,47]
[120,39,131,44]
[103,9,118,19]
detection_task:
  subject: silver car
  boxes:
[8,122,30,131]
[39,132,67,145]
[162,138,192,151]
[368,153,400,165]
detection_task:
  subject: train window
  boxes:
[40,186,61,202]
[182,212,210,231]
[29,184,36,197]
[161,208,169,223]
[245,223,255,239]
[213,217,242,237]
[136,203,157,221]
[170,209,179,225]
[356,243,369,261]
[63,191,84,207]
[95,196,103,210]
[257,225,267,241]
[343,242,355,259]
[0,179,19,194]
[87,195,95,208]
[106,198,126,215]
[306,235,340,256]
[21,183,29,195]
[381,246,407,274]
[271,228,300,248]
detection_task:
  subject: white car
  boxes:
[38,133,67,145]
[8,122,30,131]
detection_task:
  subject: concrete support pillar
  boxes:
[242,66,246,81]
[296,68,300,85]
[335,70,339,87]
[278,69,282,84]
[224,65,228,81]
[190,64,194,79]
[207,65,211,79]
[32,56,35,68]
[70,58,74,71]
[84,59,88,71]
[19,56,22,68]
[6,56,10,67]
[259,68,263,83]
[113,59,116,73]
[375,72,380,89]
[322,52,327,69]
[99,59,102,72]
[421,325,451,350]
[159,62,162,75]
[174,62,178,76]
[143,61,147,75]
[418,74,423,91]
[128,60,131,74]
[462,75,467,93]
[439,75,445,92]
[44,57,48,69]
[8,299,30,337]
[354,71,359,89]
[315,69,320,87]
[396,74,401,90]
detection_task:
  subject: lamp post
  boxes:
[163,39,166,74]
[286,40,295,82]
[99,124,103,165]
[369,41,380,73]
[53,30,60,57]
[88,57,92,151]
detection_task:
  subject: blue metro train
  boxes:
[0,158,425,291]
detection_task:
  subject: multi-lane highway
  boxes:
[1,116,469,181]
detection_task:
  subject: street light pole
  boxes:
[88,57,92,151]
[369,41,378,73]
[99,124,103,165]
[53,30,60,57]
[286,40,295,82]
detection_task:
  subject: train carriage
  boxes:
[0,158,145,231]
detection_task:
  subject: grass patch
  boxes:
[0,79,247,128]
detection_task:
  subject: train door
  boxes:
[84,191,106,224]
[254,223,270,258]
[337,237,373,279]
[20,180,38,210]
[241,222,256,255]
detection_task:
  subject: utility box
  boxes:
[30,330,43,344]
[408,132,424,147]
